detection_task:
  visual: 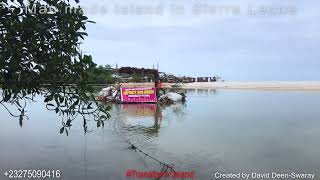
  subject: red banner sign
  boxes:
[120,87,157,103]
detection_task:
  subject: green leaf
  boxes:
[44,95,53,102]
[4,92,11,102]
[74,99,80,105]
[17,0,23,5]
[59,96,64,103]
[60,127,64,134]
[66,119,72,127]
[105,106,112,111]
[87,102,93,109]
[99,115,107,120]
[0,0,113,130]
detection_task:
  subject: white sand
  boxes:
[171,81,320,90]
[120,82,320,90]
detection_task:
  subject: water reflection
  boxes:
[3,90,320,179]
[98,102,189,179]
[0,91,190,179]
[110,102,187,140]
[0,93,111,135]
[106,90,320,179]
[193,88,217,96]
[119,104,162,137]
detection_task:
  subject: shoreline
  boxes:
[120,81,320,90]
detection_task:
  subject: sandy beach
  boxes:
[121,82,320,90]
[176,82,320,90]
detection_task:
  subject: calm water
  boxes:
[1,90,320,180]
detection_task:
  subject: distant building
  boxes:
[196,76,217,82]
[197,77,209,82]
[181,77,196,83]
[209,77,217,82]
[189,78,196,82]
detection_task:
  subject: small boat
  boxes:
[158,92,186,104]
[96,86,119,102]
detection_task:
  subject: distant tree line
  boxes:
[118,67,158,75]
[86,65,115,84]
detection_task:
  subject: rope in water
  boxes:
[109,115,181,180]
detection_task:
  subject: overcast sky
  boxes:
[78,0,320,81]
